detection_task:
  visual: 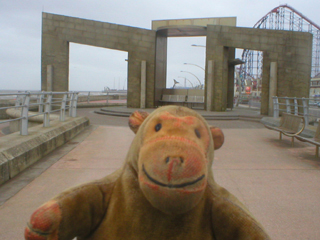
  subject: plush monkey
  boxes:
[25,106,270,240]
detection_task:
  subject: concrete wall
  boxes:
[41,13,156,108]
[0,100,14,119]
[206,25,313,114]
[162,89,188,95]
[0,117,89,185]
[152,17,237,30]
[162,89,204,96]
[154,31,168,107]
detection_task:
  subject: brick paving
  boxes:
[0,107,320,239]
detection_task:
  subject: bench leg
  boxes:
[316,147,319,158]
[291,137,294,147]
[279,132,282,140]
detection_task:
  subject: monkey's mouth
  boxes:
[142,164,205,189]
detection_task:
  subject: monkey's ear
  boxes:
[210,126,224,150]
[128,111,149,134]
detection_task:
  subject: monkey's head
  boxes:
[128,106,224,215]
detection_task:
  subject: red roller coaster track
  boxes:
[240,4,320,87]
[254,4,320,31]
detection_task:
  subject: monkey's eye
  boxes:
[195,129,201,138]
[155,123,162,132]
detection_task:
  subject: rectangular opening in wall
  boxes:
[235,48,263,108]
[167,37,206,90]
[69,43,128,106]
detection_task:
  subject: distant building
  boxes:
[310,73,320,96]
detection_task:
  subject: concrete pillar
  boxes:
[206,60,214,111]
[47,65,53,91]
[269,62,277,116]
[154,31,168,106]
[140,61,147,109]
[227,48,235,109]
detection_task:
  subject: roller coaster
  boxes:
[239,4,320,92]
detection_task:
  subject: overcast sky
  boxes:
[1,1,320,91]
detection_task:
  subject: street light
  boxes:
[191,44,206,48]
[180,71,202,89]
[178,76,194,88]
[184,63,205,71]
[173,79,179,89]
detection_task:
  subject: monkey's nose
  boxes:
[165,156,184,164]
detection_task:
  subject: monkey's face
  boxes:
[136,110,223,215]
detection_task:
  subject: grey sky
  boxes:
[1,0,319,91]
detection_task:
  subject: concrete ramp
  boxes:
[0,117,89,184]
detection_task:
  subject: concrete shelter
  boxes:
[41,13,312,115]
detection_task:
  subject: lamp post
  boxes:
[191,44,206,48]
[178,76,194,88]
[184,63,205,71]
[188,45,205,89]
[180,71,202,89]
[172,79,179,89]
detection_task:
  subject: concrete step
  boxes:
[94,110,131,117]
[96,108,262,121]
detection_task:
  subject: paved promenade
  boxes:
[1,107,320,239]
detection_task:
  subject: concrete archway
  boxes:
[42,12,156,108]
[205,25,312,114]
[41,13,313,115]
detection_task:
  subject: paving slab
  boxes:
[214,128,320,240]
[0,108,320,239]
[0,126,133,239]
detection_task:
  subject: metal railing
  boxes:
[273,96,320,125]
[0,91,79,135]
[77,90,127,103]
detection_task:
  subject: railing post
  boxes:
[69,93,74,117]
[20,93,30,135]
[273,96,279,118]
[69,92,78,117]
[87,92,90,103]
[44,93,52,127]
[285,97,291,113]
[60,93,67,121]
[38,92,44,113]
[15,95,23,106]
[294,97,298,115]
[302,97,309,125]
[71,93,78,117]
